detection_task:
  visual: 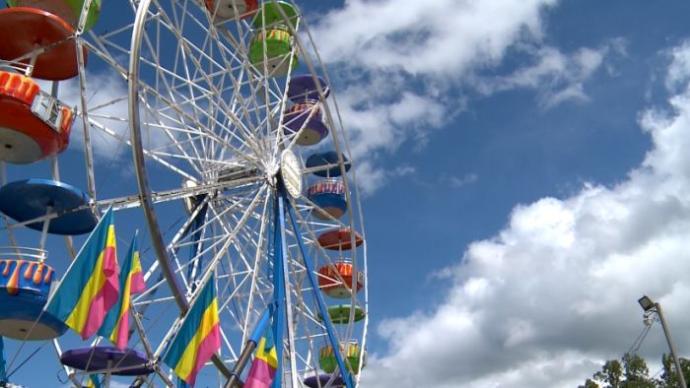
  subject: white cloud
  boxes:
[361,41,690,387]
[311,0,623,191]
[446,173,479,189]
[312,0,555,76]
[334,90,446,160]
[354,161,415,196]
[53,72,131,160]
[37,71,132,162]
[666,41,690,92]
[471,39,626,108]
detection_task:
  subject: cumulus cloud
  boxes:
[361,41,690,387]
[354,161,415,195]
[49,70,193,166]
[472,39,627,108]
[666,41,690,92]
[48,72,131,160]
[310,0,623,191]
[312,0,555,76]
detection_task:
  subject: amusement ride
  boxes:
[0,0,368,386]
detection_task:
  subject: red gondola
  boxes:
[0,71,74,164]
[0,7,86,80]
[318,261,364,299]
[318,228,364,251]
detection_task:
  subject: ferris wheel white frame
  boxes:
[0,0,369,386]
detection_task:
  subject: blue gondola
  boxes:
[307,179,347,220]
[306,151,351,177]
[0,254,67,340]
[0,178,97,235]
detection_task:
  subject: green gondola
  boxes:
[319,342,365,374]
[317,305,366,324]
[249,1,299,76]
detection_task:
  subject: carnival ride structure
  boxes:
[0,0,368,386]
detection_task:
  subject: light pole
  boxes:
[638,295,687,388]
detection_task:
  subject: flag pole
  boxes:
[224,308,272,388]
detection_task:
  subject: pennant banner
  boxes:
[163,279,220,386]
[98,233,146,349]
[45,207,120,339]
[244,333,278,388]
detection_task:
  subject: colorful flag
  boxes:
[163,279,220,386]
[98,234,146,349]
[44,207,120,339]
[244,331,278,388]
[85,374,102,388]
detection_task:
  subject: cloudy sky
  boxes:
[301,0,690,387]
[3,1,690,387]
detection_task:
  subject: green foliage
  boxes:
[657,354,690,388]
[579,353,678,388]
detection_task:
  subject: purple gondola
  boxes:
[303,374,345,388]
[61,346,154,376]
[283,75,331,146]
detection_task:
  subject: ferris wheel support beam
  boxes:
[284,193,355,388]
[271,191,287,388]
[276,190,300,388]
[0,337,6,384]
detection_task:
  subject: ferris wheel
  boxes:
[0,0,368,387]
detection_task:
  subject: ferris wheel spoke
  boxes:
[202,34,278,152]
[236,189,272,343]
[136,68,264,169]
[133,20,265,167]
[150,2,262,150]
[181,185,266,282]
[139,89,208,178]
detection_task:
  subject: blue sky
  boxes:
[308,0,690,386]
[4,0,690,387]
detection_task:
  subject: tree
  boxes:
[622,353,656,388]
[580,353,655,388]
[657,354,690,388]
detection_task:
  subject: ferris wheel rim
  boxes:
[122,0,368,384]
[127,0,242,380]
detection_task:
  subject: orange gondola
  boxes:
[0,70,74,164]
[318,261,364,299]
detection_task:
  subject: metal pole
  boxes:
[277,192,300,388]
[656,303,687,388]
[0,337,7,384]
[284,196,355,388]
[224,309,272,388]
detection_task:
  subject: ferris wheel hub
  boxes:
[280,149,302,198]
